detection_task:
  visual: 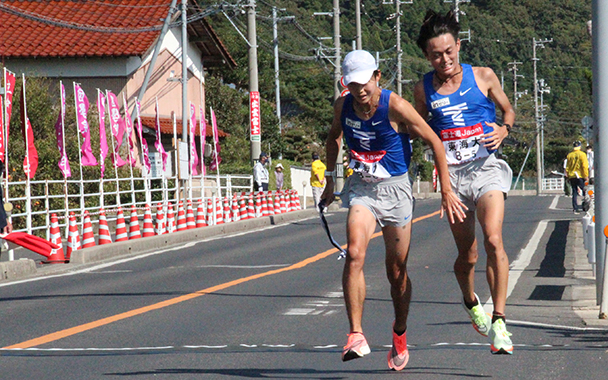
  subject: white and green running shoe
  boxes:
[462,293,492,336]
[489,318,513,354]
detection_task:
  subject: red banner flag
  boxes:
[199,105,206,177]
[97,90,108,178]
[20,75,38,179]
[154,98,168,171]
[74,83,97,166]
[209,107,221,171]
[3,69,16,164]
[135,101,151,173]
[189,102,199,176]
[106,91,126,167]
[54,82,71,178]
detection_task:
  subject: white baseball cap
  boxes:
[342,50,378,85]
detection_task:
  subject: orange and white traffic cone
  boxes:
[48,213,63,252]
[215,197,224,225]
[142,204,154,237]
[186,200,196,229]
[232,194,240,222]
[239,194,248,220]
[294,190,302,210]
[98,209,112,245]
[261,194,269,217]
[206,198,214,226]
[223,197,232,223]
[247,194,255,219]
[255,194,262,218]
[81,210,96,248]
[166,202,176,233]
[267,194,275,216]
[66,212,81,260]
[196,199,207,228]
[176,201,187,231]
[155,203,166,235]
[288,191,296,212]
[128,205,141,240]
[280,193,287,214]
[44,213,67,263]
[115,207,129,242]
[274,193,282,214]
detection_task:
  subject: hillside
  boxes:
[204,0,592,179]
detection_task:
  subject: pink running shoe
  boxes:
[342,332,371,362]
[387,329,409,371]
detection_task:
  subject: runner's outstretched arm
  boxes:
[389,92,467,223]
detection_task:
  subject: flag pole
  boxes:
[22,74,32,233]
[135,98,151,206]
[122,93,136,206]
[61,82,69,220]
[211,107,221,198]
[73,82,85,219]
[172,111,178,203]
[2,69,8,208]
[97,89,104,209]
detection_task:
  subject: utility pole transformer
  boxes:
[507,61,526,109]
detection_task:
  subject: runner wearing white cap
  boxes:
[321,49,466,371]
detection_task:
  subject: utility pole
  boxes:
[507,61,526,109]
[247,0,260,163]
[384,1,412,97]
[355,0,362,50]
[272,7,294,136]
[533,37,552,194]
[445,0,471,43]
[180,0,188,202]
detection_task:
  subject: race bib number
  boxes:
[349,150,391,182]
[440,123,489,164]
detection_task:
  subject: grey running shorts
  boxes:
[449,153,512,212]
[340,172,413,227]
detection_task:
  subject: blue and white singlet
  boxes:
[423,63,497,165]
[341,89,411,182]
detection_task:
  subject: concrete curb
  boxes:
[0,259,37,280]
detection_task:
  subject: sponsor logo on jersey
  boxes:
[431,97,450,110]
[440,123,483,141]
[345,118,361,129]
[350,149,386,163]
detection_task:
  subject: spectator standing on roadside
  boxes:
[253,152,269,192]
[566,141,589,213]
[275,163,284,191]
[310,153,326,210]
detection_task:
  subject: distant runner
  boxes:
[321,49,466,371]
[414,9,515,354]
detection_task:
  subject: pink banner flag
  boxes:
[20,75,38,179]
[106,91,126,167]
[135,101,151,173]
[122,94,141,168]
[209,107,221,171]
[0,94,4,164]
[4,69,16,164]
[189,102,199,176]
[199,106,206,177]
[154,99,168,171]
[97,90,108,178]
[74,84,97,166]
[54,82,71,178]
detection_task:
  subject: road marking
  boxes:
[2,210,440,349]
[549,195,560,209]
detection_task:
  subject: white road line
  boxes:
[549,195,560,210]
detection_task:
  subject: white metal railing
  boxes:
[4,173,253,239]
[542,177,564,191]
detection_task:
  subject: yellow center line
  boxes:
[3,210,441,349]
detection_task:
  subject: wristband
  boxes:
[502,123,512,133]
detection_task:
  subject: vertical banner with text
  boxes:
[249,91,261,142]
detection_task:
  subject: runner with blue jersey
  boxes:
[414,10,515,355]
[321,49,466,371]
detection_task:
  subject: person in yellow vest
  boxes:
[310,153,326,210]
[566,140,589,214]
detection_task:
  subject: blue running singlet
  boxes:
[341,89,411,182]
[423,64,497,165]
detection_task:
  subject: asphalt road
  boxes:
[0,195,606,379]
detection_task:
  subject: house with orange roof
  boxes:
[0,0,235,174]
